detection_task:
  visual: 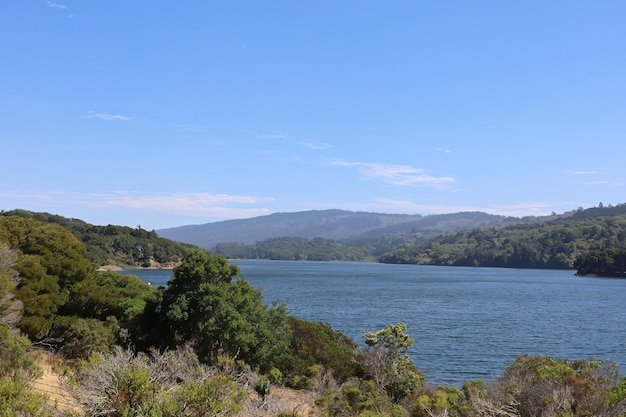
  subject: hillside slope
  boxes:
[380,203,626,270]
[0,209,194,268]
[157,209,511,249]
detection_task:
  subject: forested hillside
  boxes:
[0,209,194,268]
[380,203,626,270]
[216,236,372,261]
[158,209,513,250]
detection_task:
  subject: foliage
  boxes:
[167,248,240,289]
[381,204,626,269]
[0,245,18,326]
[52,316,119,358]
[0,209,194,268]
[0,216,94,339]
[14,254,62,339]
[574,247,626,277]
[0,216,160,355]
[316,378,409,417]
[61,271,156,323]
[73,345,245,417]
[158,249,292,371]
[175,374,245,416]
[0,216,94,288]
[362,323,425,402]
[217,236,373,261]
[0,377,52,417]
[412,386,471,417]
[0,331,51,417]
[282,317,363,386]
[466,355,626,417]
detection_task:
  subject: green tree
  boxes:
[159,250,292,371]
[283,317,363,385]
[168,248,239,290]
[14,255,61,339]
[362,323,425,401]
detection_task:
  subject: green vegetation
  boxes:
[575,248,626,277]
[0,209,194,268]
[216,236,373,261]
[0,215,156,355]
[380,204,626,269]
[155,248,293,371]
[362,323,425,402]
[2,209,626,415]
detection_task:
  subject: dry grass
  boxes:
[31,351,324,417]
[239,385,324,417]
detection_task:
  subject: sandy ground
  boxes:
[32,352,82,414]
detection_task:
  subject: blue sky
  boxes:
[1,1,625,229]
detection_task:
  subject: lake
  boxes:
[122,260,626,386]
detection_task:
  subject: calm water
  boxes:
[122,260,626,386]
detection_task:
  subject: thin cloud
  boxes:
[85,111,133,121]
[434,147,451,153]
[258,132,289,140]
[47,1,67,8]
[316,198,560,218]
[0,190,273,220]
[574,170,598,175]
[326,159,455,187]
[300,141,332,150]
[176,124,204,133]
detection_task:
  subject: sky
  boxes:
[1,1,625,230]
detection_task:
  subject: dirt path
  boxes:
[32,352,82,414]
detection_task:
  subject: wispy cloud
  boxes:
[434,147,451,153]
[257,132,289,140]
[95,191,273,218]
[296,198,561,218]
[85,111,133,121]
[47,1,67,8]
[326,159,455,187]
[574,169,598,175]
[0,190,273,220]
[300,141,332,150]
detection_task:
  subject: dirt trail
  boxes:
[32,352,82,414]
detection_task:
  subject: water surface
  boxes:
[123,261,626,386]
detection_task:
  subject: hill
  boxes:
[379,203,626,270]
[0,209,194,268]
[157,209,514,250]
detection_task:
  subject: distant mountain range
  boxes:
[157,209,527,250]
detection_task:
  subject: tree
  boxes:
[0,216,96,340]
[168,248,240,289]
[283,317,363,385]
[159,250,292,371]
[14,255,61,339]
[362,323,424,401]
